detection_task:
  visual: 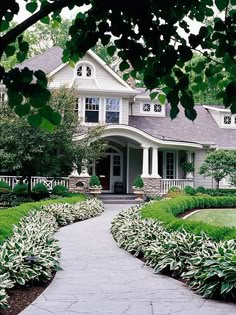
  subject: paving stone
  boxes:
[20,204,236,315]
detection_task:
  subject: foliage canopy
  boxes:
[1,1,236,127]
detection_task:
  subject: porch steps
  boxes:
[100,194,142,204]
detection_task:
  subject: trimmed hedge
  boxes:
[52,185,69,197]
[141,195,236,241]
[0,181,11,194]
[0,193,86,243]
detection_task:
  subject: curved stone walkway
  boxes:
[21,204,236,315]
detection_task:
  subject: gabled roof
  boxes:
[129,105,236,148]
[16,46,63,74]
[16,46,133,90]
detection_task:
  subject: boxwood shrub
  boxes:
[52,185,69,197]
[13,183,28,196]
[0,181,11,194]
[32,183,49,201]
[141,195,236,241]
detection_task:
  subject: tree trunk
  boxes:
[27,175,32,196]
[216,179,220,190]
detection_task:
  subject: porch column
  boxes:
[141,146,150,177]
[151,146,161,178]
[186,151,193,179]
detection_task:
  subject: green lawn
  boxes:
[0,193,86,243]
[186,209,236,228]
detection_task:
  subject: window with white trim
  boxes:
[105,98,120,123]
[141,102,163,115]
[76,63,94,78]
[85,97,99,123]
[222,114,236,127]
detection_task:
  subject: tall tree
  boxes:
[199,150,236,190]
[1,1,236,127]
[0,86,107,193]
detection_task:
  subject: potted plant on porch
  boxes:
[89,175,102,196]
[182,162,194,179]
[132,175,144,200]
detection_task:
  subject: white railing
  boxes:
[0,176,69,191]
[160,179,194,195]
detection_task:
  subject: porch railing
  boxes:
[0,176,69,191]
[160,179,194,195]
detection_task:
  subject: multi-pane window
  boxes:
[224,115,231,125]
[106,98,120,123]
[85,97,99,123]
[113,155,121,176]
[166,152,175,179]
[154,104,162,112]
[143,103,151,112]
[77,66,83,77]
[141,102,163,115]
[76,64,93,78]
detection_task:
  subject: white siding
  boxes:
[194,149,216,188]
[50,54,129,91]
[208,109,222,126]
[121,99,129,125]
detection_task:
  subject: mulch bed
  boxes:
[0,275,54,315]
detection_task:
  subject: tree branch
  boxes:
[0,0,78,57]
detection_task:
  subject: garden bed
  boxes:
[0,196,104,311]
[111,196,236,301]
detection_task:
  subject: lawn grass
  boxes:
[186,209,236,228]
[0,193,86,243]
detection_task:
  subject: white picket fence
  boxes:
[160,179,194,195]
[0,176,69,191]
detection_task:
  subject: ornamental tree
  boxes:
[199,150,236,189]
[1,1,236,128]
[0,86,107,193]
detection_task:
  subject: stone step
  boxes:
[102,199,142,204]
[101,194,136,200]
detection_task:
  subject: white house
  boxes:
[2,46,236,195]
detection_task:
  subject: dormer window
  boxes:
[141,102,164,115]
[224,115,231,125]
[76,63,94,78]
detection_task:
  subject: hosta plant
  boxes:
[0,273,14,309]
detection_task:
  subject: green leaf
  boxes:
[107,46,116,57]
[123,73,129,81]
[51,112,62,126]
[119,61,130,71]
[215,0,228,11]
[0,20,9,32]
[26,2,38,13]
[150,92,158,100]
[5,45,16,57]
[158,94,166,104]
[40,118,55,132]
[41,16,50,24]
[14,104,31,117]
[28,114,42,128]
[170,106,179,119]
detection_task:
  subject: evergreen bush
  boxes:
[0,181,11,194]
[184,186,196,195]
[12,183,28,196]
[32,183,49,200]
[89,175,101,187]
[133,175,144,188]
[52,185,69,197]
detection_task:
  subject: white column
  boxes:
[142,146,150,177]
[186,151,193,179]
[151,147,161,177]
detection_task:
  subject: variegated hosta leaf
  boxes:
[111,203,236,300]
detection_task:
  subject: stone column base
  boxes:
[142,177,161,197]
[68,176,90,194]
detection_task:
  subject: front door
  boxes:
[95,155,111,190]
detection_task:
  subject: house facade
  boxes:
[1,46,236,195]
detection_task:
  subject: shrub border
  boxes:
[141,195,236,241]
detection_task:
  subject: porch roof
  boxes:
[129,105,236,148]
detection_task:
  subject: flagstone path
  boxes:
[21,204,236,315]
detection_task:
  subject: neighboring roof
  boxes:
[129,105,236,148]
[16,46,63,74]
